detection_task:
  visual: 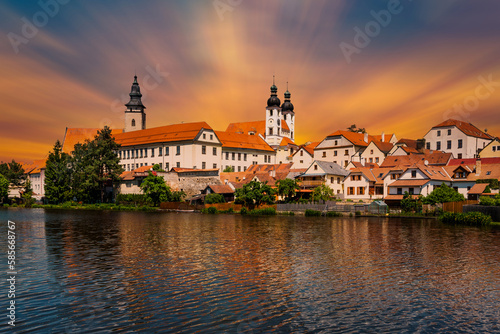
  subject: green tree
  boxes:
[223,166,234,173]
[276,178,300,203]
[311,184,334,203]
[45,140,72,203]
[152,164,165,172]
[22,179,35,207]
[484,185,491,193]
[235,180,276,206]
[140,170,171,206]
[0,160,25,187]
[170,190,186,203]
[70,127,124,203]
[0,174,9,203]
[347,124,366,134]
[205,193,225,204]
[422,183,465,205]
[401,192,422,213]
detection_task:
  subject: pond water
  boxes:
[1,208,499,333]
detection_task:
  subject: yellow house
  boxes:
[479,138,500,158]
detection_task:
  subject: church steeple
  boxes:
[281,82,294,113]
[267,76,281,107]
[124,75,147,132]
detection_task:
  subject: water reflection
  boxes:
[1,209,499,333]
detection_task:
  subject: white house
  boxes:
[296,160,348,196]
[423,119,493,159]
[314,131,374,168]
[360,140,394,166]
[291,142,319,169]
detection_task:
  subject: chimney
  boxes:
[475,158,482,176]
[416,139,426,152]
[381,132,385,142]
[364,132,368,143]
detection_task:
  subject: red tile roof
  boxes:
[371,141,394,154]
[207,184,234,194]
[62,128,123,153]
[372,134,394,142]
[327,130,374,147]
[215,131,275,152]
[448,158,500,165]
[279,137,296,146]
[225,121,266,137]
[388,179,430,187]
[468,183,488,195]
[114,122,211,147]
[431,119,491,139]
[385,194,421,200]
[381,152,451,167]
[396,138,418,149]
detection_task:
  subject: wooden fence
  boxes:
[442,200,478,213]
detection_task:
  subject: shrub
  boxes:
[440,211,492,226]
[279,211,295,216]
[479,196,496,206]
[240,207,248,215]
[204,193,225,204]
[202,206,218,214]
[346,199,353,202]
[305,209,322,217]
[355,211,361,216]
[249,207,276,215]
[326,211,342,217]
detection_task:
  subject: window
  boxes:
[334,140,338,146]
[493,146,497,152]
[322,152,326,158]
[409,188,414,195]
[238,166,241,172]
[370,150,374,154]
[166,163,169,170]
[351,175,355,181]
[244,154,247,161]
[397,188,402,195]
[213,147,217,155]
[140,149,143,158]
[225,152,229,160]
[151,148,155,157]
[300,151,303,156]
[210,134,213,140]
[264,155,267,163]
[369,158,373,163]
[331,177,334,183]
[458,139,463,149]
[447,129,451,136]
[300,160,303,164]
[344,161,348,168]
[202,162,206,169]
[458,153,462,159]
[437,130,441,137]
[269,127,273,135]
[334,151,337,156]
[213,163,217,169]
[127,164,130,171]
[131,119,136,127]
[127,150,130,159]
[345,150,349,156]
[426,143,430,150]
[348,187,355,195]
[202,146,206,154]
[176,146,181,155]
[165,147,169,156]
[203,133,206,139]
[358,187,365,195]
[159,163,162,169]
[411,170,417,178]
[375,157,379,163]
[232,153,235,160]
[159,147,162,156]
[447,141,452,150]
[337,177,341,184]
[314,165,318,170]
[270,110,273,117]
[176,162,180,168]
[135,149,139,158]
[436,141,441,150]
[238,153,241,161]
[486,171,491,175]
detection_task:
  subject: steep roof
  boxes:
[349,167,377,182]
[279,137,296,146]
[215,131,275,152]
[371,141,394,154]
[372,134,394,142]
[62,128,123,153]
[468,183,488,195]
[396,138,418,149]
[23,159,47,174]
[430,119,491,139]
[381,152,451,167]
[114,122,212,147]
[315,161,349,176]
[206,184,234,194]
[282,120,290,131]
[326,130,374,147]
[225,121,266,137]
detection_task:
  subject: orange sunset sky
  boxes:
[1,0,500,163]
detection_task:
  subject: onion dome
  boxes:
[125,75,146,110]
[281,90,294,112]
[267,83,281,107]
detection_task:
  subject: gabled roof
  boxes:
[225,120,266,137]
[279,137,296,146]
[313,161,349,176]
[282,120,290,132]
[23,159,47,174]
[114,122,213,147]
[382,152,451,167]
[62,128,123,153]
[413,164,452,181]
[252,172,276,186]
[215,131,275,152]
[430,119,491,139]
[326,130,374,147]
[396,138,418,149]
[119,165,153,180]
[293,142,319,157]
[371,140,394,154]
[206,184,234,194]
[349,167,377,182]
[468,183,488,195]
[372,134,395,142]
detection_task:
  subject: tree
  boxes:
[312,184,334,203]
[347,124,366,134]
[70,126,124,203]
[140,170,171,206]
[170,190,186,203]
[484,185,492,193]
[276,178,300,203]
[0,174,8,203]
[401,192,422,213]
[235,180,276,206]
[22,179,34,208]
[0,160,25,187]
[422,183,465,205]
[205,193,225,204]
[223,166,234,173]
[152,164,165,172]
[45,140,72,203]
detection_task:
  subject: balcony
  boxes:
[298,180,324,188]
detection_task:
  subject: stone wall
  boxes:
[161,172,221,198]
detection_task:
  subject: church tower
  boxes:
[265,77,282,146]
[124,75,146,132]
[281,84,295,141]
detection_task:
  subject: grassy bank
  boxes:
[2,202,158,212]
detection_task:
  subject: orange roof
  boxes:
[381,152,451,167]
[385,194,420,200]
[206,184,234,194]
[388,179,430,187]
[220,171,248,183]
[114,122,212,147]
[431,119,491,139]
[282,120,290,132]
[225,121,266,137]
[349,167,377,182]
[170,167,219,173]
[396,138,418,149]
[372,134,394,142]
[215,131,275,152]
[326,130,374,147]
[279,137,296,146]
[62,128,123,153]
[23,159,47,174]
[371,141,394,154]
[468,183,488,195]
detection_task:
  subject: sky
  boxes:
[1,0,500,163]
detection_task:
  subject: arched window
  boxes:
[131,119,136,127]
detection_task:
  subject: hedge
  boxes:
[439,211,492,226]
